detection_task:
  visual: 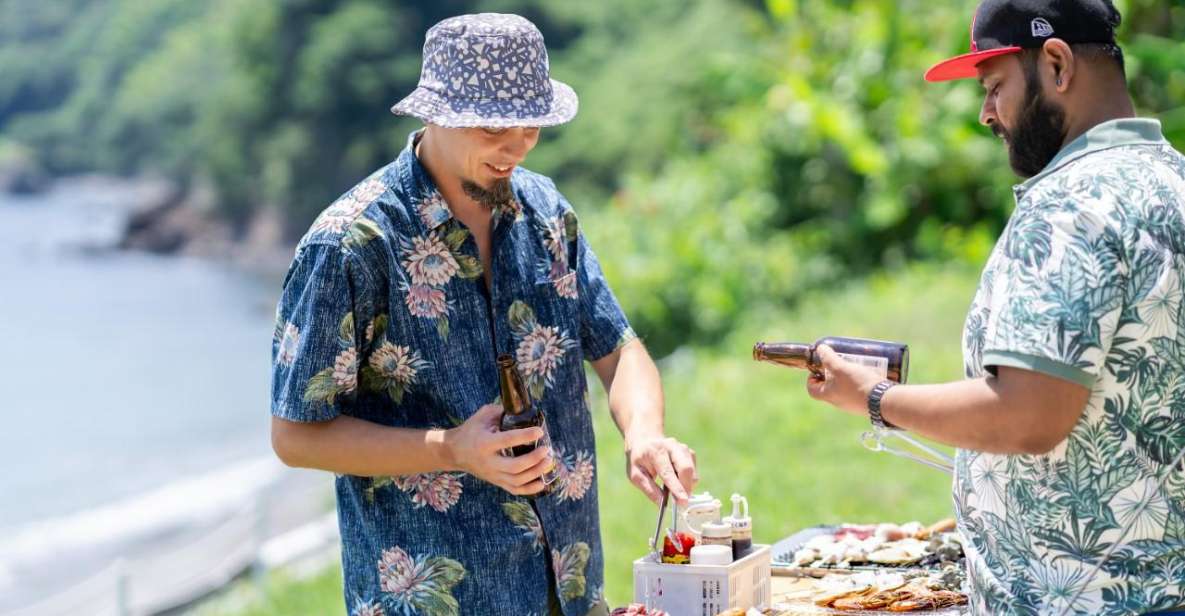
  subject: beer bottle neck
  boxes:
[752,342,814,370]
[497,357,530,415]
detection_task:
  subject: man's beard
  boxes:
[993,66,1068,179]
[461,178,514,211]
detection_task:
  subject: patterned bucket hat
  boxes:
[391,13,578,128]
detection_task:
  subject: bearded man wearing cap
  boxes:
[806,1,1185,614]
[268,14,697,616]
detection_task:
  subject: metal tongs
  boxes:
[648,485,684,562]
[861,427,954,474]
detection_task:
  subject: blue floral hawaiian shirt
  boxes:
[271,130,636,616]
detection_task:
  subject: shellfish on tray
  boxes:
[866,538,929,566]
[785,519,962,569]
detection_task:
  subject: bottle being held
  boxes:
[724,493,752,560]
[497,355,559,489]
[753,336,909,383]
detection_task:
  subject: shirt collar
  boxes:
[396,129,526,232]
[1017,118,1168,195]
[397,130,456,232]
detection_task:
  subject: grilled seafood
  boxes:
[792,571,968,613]
[787,520,963,569]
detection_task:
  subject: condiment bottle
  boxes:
[679,493,721,539]
[724,493,752,560]
[699,520,733,554]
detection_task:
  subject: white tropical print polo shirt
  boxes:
[958,119,1185,615]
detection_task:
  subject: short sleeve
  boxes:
[574,229,637,361]
[981,203,1127,389]
[271,243,368,422]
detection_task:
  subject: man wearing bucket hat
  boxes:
[269,13,697,616]
[806,1,1185,614]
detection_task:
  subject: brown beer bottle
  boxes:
[753,337,910,383]
[497,355,559,487]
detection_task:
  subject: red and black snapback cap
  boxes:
[924,0,1120,82]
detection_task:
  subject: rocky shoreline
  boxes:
[0,141,49,194]
[5,173,296,275]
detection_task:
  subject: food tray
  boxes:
[772,526,835,569]
[769,526,969,615]
[771,526,963,576]
[772,575,969,615]
[772,603,968,615]
[772,526,896,576]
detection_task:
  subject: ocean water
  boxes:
[0,179,327,611]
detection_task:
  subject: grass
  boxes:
[189,565,344,616]
[191,262,981,615]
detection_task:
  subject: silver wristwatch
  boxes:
[867,380,898,430]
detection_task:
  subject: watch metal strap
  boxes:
[868,379,898,430]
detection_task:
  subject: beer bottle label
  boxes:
[836,352,889,379]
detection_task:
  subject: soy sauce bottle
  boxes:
[724,493,752,560]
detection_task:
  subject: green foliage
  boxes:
[2,1,1182,350]
[567,0,1184,354]
[573,0,1022,353]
